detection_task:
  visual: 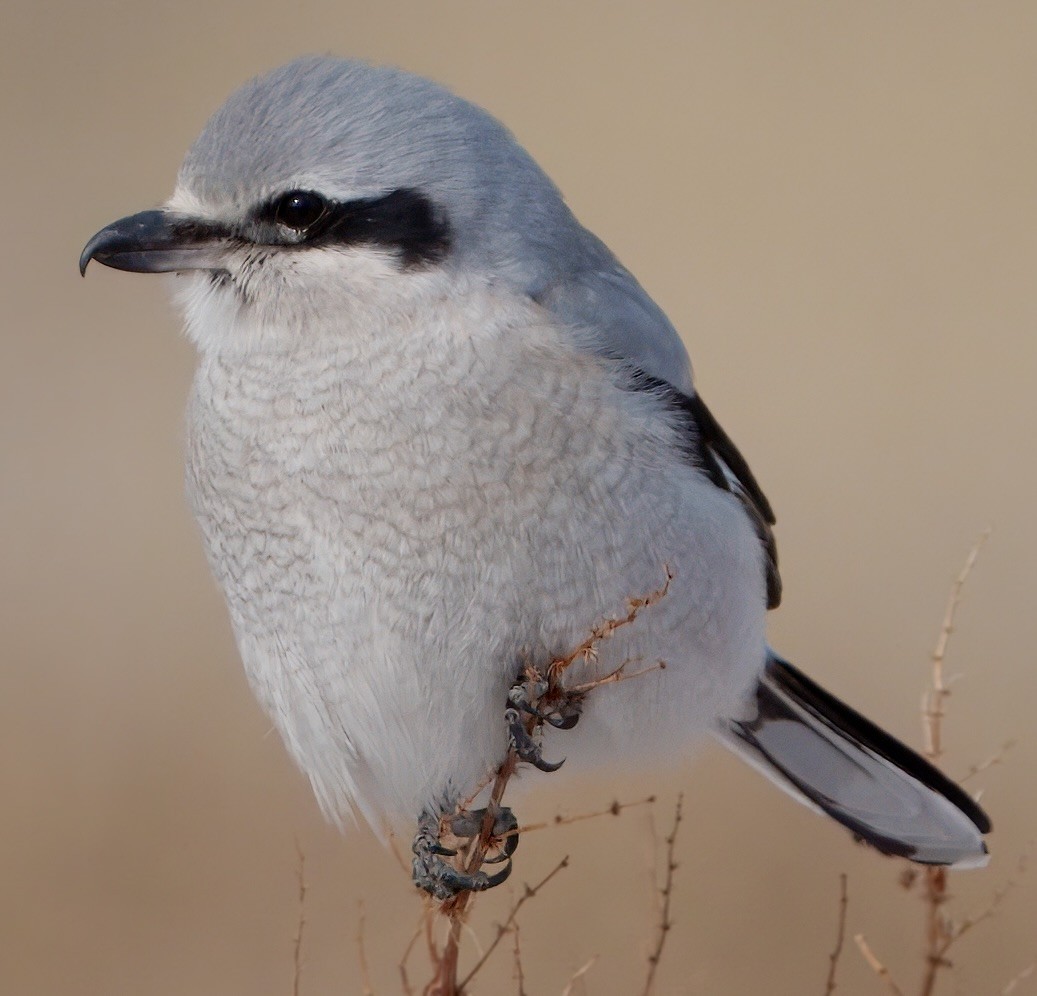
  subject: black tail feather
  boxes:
[725,654,990,867]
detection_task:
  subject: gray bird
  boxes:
[81,56,989,898]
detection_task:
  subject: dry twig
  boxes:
[548,569,672,687]
[918,532,989,996]
[959,738,1016,784]
[513,795,656,838]
[400,960,416,996]
[923,529,989,763]
[456,856,570,990]
[925,852,1029,970]
[854,934,906,996]
[823,873,849,995]
[511,920,526,996]
[1002,962,1036,995]
[641,793,683,996]
[560,955,599,996]
[291,843,306,996]
[422,572,672,995]
[397,912,426,996]
[357,901,374,996]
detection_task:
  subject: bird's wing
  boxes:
[535,258,781,609]
[534,258,695,394]
[684,389,781,609]
[630,371,782,609]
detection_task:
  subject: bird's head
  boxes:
[81,56,584,354]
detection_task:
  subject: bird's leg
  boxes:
[506,669,585,772]
[412,667,585,899]
[411,807,516,901]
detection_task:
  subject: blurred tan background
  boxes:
[3,2,1035,993]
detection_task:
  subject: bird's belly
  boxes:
[184,328,766,827]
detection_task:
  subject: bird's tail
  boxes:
[720,653,990,868]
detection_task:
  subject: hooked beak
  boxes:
[80,209,229,276]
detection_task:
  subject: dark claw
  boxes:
[548,711,581,730]
[413,850,512,901]
[481,859,514,890]
[507,707,565,772]
[497,809,520,858]
[412,808,518,900]
[543,696,583,729]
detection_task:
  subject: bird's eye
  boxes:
[272,191,327,231]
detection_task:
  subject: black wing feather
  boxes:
[625,369,782,609]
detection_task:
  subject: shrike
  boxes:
[81,56,989,898]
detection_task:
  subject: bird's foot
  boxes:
[506,671,584,772]
[411,807,518,901]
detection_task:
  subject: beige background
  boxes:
[3,2,1035,993]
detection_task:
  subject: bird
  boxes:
[81,55,989,898]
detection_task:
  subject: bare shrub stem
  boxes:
[854,934,906,996]
[1001,962,1036,995]
[561,955,599,995]
[357,901,374,996]
[456,855,570,990]
[918,531,989,996]
[923,529,989,763]
[641,793,683,996]
[823,873,849,995]
[422,572,672,995]
[511,921,526,996]
[292,843,306,996]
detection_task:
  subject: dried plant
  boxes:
[823,874,849,995]
[850,532,1031,996]
[291,842,306,996]
[641,793,684,996]
[416,570,672,995]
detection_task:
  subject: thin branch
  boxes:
[512,795,656,838]
[457,856,570,990]
[567,658,667,695]
[548,568,673,686]
[512,921,526,996]
[400,961,416,996]
[1002,963,1036,995]
[853,934,906,996]
[923,529,989,763]
[919,866,950,996]
[917,531,990,996]
[916,824,1028,995]
[291,842,306,996]
[560,955,599,996]
[426,755,517,994]
[397,912,427,996]
[935,852,1029,959]
[823,874,849,995]
[959,738,1016,784]
[423,908,443,991]
[641,793,683,996]
[357,901,374,996]
[422,571,673,995]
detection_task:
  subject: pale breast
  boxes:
[182,293,765,825]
